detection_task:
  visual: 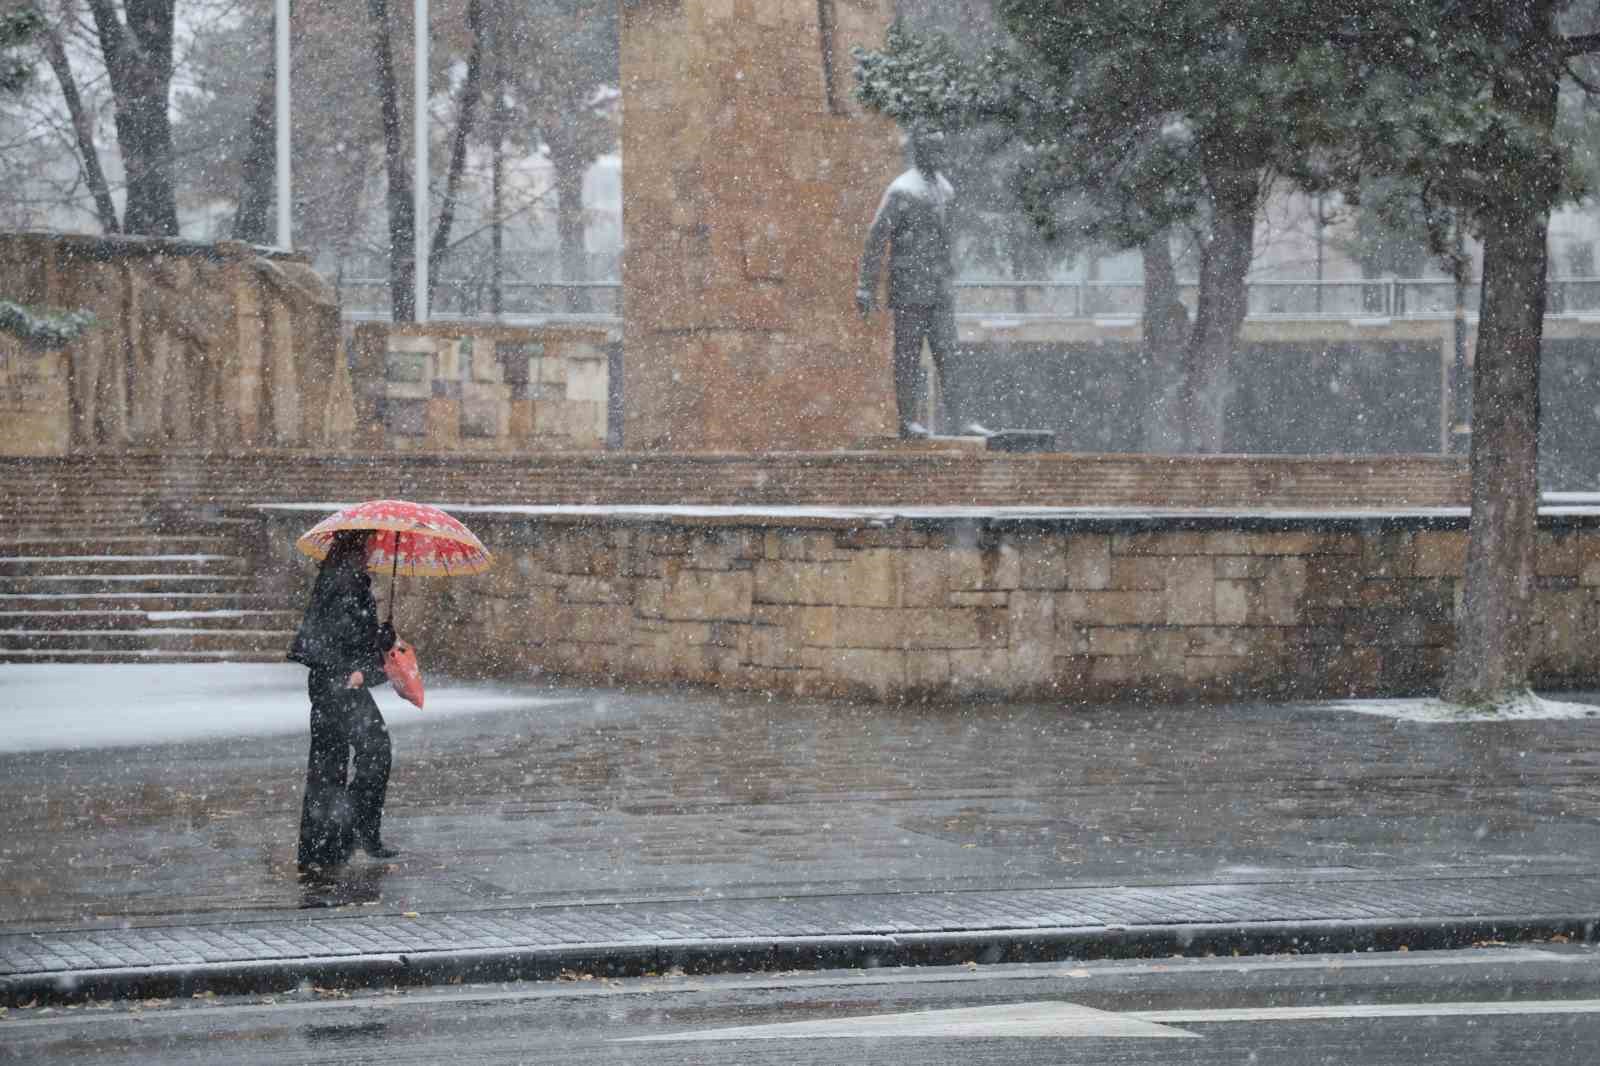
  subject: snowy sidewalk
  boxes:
[5,663,1600,1002]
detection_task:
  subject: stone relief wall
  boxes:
[0,233,350,455]
[347,323,610,452]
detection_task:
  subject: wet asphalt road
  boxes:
[5,947,1600,1064]
[3,680,1600,927]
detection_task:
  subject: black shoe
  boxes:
[360,841,400,859]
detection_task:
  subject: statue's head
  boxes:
[908,127,948,174]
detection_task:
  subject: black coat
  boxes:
[288,562,390,684]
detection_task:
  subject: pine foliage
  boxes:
[0,6,93,348]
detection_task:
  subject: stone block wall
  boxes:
[255,507,1600,703]
[620,0,903,450]
[348,323,609,452]
[0,334,71,456]
[0,233,348,455]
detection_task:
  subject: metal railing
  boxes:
[336,276,1600,322]
[337,277,622,319]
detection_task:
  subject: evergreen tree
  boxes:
[0,6,42,95]
[0,6,91,348]
[855,3,1352,451]
[1319,0,1600,706]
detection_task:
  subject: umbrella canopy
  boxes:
[296,500,492,577]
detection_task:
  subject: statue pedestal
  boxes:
[985,429,1058,453]
[852,434,989,453]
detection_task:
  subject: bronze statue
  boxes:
[856,129,961,439]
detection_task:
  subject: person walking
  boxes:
[288,529,399,871]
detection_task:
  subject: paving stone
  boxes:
[5,873,1600,987]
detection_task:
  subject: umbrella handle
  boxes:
[387,530,399,626]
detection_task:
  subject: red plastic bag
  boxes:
[385,639,425,709]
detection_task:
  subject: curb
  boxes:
[6,914,1596,1007]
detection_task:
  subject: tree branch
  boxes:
[40,21,119,233]
[83,0,137,77]
[1565,57,1600,96]
[1564,32,1600,57]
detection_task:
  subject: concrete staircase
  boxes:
[0,534,298,663]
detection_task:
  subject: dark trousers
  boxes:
[297,671,392,869]
[892,304,956,432]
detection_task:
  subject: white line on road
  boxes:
[618,1001,1199,1042]
[1132,998,1600,1024]
[622,996,1600,1043]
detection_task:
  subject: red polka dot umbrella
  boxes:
[297,499,492,577]
[296,500,492,622]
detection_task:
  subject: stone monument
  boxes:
[620,0,901,451]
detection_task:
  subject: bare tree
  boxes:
[230,60,276,244]
[38,16,117,233]
[368,0,414,320]
[427,0,484,304]
[85,0,179,235]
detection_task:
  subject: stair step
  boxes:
[0,593,295,612]
[0,609,300,632]
[0,555,247,577]
[0,536,234,557]
[0,649,288,664]
[0,629,294,654]
[0,575,255,595]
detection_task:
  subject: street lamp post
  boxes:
[274,0,291,250]
[414,0,429,322]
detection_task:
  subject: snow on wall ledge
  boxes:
[254,503,1600,703]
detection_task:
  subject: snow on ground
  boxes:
[1321,691,1600,723]
[0,663,579,753]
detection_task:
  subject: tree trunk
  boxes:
[88,0,179,236]
[1179,168,1256,452]
[232,65,277,245]
[1141,228,1187,450]
[548,126,589,313]
[427,0,485,308]
[41,24,118,234]
[115,81,179,236]
[1441,6,1561,705]
[369,0,415,322]
[487,0,509,316]
[490,116,504,317]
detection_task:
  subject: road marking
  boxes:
[618,1001,1198,1041]
[1132,998,1600,1024]
[622,996,1600,1043]
[1,949,1580,1031]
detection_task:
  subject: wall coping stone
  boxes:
[2,229,307,264]
[252,500,1600,534]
